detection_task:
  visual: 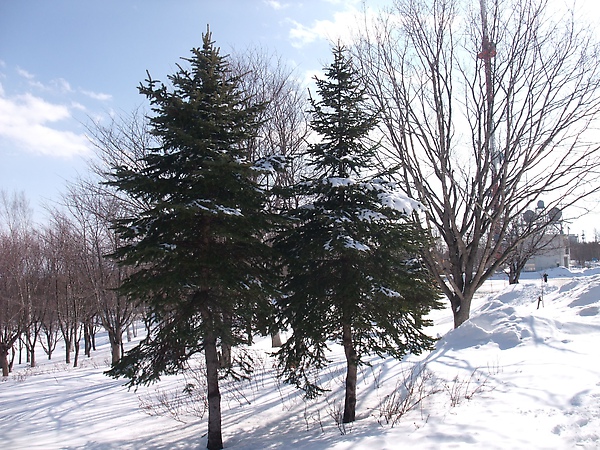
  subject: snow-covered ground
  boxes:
[2,267,599,449]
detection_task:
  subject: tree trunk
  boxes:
[73,341,80,367]
[107,328,123,364]
[218,344,231,370]
[42,328,57,360]
[9,346,15,371]
[218,313,232,370]
[342,323,357,424]
[29,342,36,368]
[508,260,526,285]
[84,324,92,357]
[271,331,282,348]
[64,337,72,365]
[111,343,121,365]
[18,338,23,365]
[91,326,96,351]
[451,293,472,328]
[0,343,10,377]
[205,332,223,450]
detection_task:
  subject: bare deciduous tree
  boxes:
[230,46,311,209]
[43,212,92,367]
[62,183,134,364]
[0,191,40,374]
[355,0,600,327]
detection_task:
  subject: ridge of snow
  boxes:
[2,266,600,449]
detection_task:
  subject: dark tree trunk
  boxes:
[91,326,96,351]
[109,328,122,365]
[84,324,92,357]
[508,260,526,285]
[29,341,36,368]
[0,343,10,377]
[342,323,357,424]
[205,332,223,450]
[64,337,72,365]
[451,293,472,329]
[42,327,58,360]
[271,331,282,348]
[9,346,15,371]
[218,344,231,370]
[218,313,232,370]
[18,338,23,365]
[73,339,80,368]
[26,326,42,368]
[112,343,121,365]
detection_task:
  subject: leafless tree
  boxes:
[61,182,135,364]
[84,107,156,215]
[230,46,311,210]
[0,191,39,374]
[571,239,600,264]
[81,108,158,359]
[43,211,93,367]
[355,0,600,327]
[228,47,311,353]
[39,292,60,360]
[21,236,44,368]
[502,207,568,283]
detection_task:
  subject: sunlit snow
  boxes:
[378,190,422,214]
[2,266,600,449]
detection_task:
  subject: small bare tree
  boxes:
[355,0,600,327]
[43,211,93,367]
[0,191,39,375]
[61,182,135,364]
[230,46,311,210]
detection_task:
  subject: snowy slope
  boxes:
[1,267,599,449]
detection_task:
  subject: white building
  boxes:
[524,232,570,272]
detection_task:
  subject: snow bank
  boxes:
[2,271,600,449]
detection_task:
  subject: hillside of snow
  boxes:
[2,267,600,449]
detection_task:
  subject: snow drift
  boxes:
[1,267,599,449]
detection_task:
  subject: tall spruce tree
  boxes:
[274,44,442,423]
[105,29,277,450]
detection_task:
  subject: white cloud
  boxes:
[0,91,90,158]
[14,68,110,101]
[53,78,73,93]
[71,101,87,111]
[81,89,112,101]
[288,8,364,48]
[264,0,289,10]
[17,67,35,80]
[17,69,72,93]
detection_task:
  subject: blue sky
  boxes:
[0,0,376,218]
[1,0,600,237]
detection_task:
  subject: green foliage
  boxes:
[105,29,278,386]
[274,44,442,396]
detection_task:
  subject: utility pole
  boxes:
[478,0,500,202]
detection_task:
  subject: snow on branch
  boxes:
[190,199,243,216]
[252,154,288,174]
[323,177,356,187]
[377,191,422,215]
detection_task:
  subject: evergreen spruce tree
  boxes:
[105,29,277,450]
[274,44,442,423]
